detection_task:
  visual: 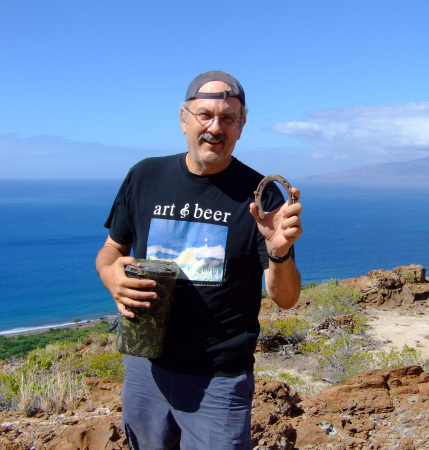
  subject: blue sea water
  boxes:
[0,179,428,334]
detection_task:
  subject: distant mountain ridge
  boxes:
[305,155,429,182]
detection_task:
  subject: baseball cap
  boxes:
[185,70,245,106]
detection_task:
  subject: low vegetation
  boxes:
[259,316,311,344]
[301,331,423,384]
[0,321,110,360]
[257,279,428,395]
[302,278,363,321]
[0,326,124,417]
[1,278,428,415]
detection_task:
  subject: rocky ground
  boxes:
[1,265,428,449]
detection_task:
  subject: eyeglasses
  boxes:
[184,108,242,130]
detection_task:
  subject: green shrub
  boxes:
[302,281,318,290]
[402,271,418,282]
[253,369,317,398]
[278,372,318,397]
[27,342,82,373]
[277,372,305,386]
[350,312,368,334]
[27,352,53,371]
[0,322,110,360]
[302,279,362,321]
[82,352,125,382]
[304,330,424,385]
[373,345,422,369]
[312,332,373,383]
[300,334,328,354]
[259,316,311,343]
[0,329,122,414]
[0,373,20,408]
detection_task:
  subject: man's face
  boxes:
[180,81,246,175]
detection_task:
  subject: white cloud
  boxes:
[271,103,429,160]
[147,245,179,257]
[188,244,225,260]
[0,134,154,178]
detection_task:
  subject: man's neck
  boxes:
[185,152,233,176]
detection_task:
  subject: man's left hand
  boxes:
[249,187,303,257]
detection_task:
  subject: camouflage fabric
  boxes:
[115,260,180,358]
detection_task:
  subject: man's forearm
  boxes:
[96,245,119,272]
[95,238,132,285]
[265,258,301,309]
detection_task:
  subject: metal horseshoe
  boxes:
[254,174,295,220]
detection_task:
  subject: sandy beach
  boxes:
[0,317,111,338]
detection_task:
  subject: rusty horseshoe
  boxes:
[254,174,295,220]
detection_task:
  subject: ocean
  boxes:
[1,179,428,335]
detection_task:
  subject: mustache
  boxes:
[198,132,227,144]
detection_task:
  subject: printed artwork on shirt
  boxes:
[147,218,228,283]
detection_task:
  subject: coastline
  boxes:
[2,180,428,340]
[0,316,118,338]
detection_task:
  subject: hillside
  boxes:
[305,155,429,182]
[1,264,428,449]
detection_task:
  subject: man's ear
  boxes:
[180,108,187,134]
[236,115,246,140]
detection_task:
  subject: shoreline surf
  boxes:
[0,314,118,337]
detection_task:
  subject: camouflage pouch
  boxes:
[115,260,180,358]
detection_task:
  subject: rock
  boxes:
[2,367,429,449]
[2,264,429,449]
[345,264,429,310]
[251,380,300,449]
[290,365,429,449]
[250,365,428,449]
[0,378,126,450]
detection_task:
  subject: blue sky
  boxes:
[1,0,428,180]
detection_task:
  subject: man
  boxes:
[96,70,303,449]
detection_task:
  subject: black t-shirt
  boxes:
[105,153,285,376]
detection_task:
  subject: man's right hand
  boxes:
[96,237,157,318]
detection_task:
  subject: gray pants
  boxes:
[121,355,254,450]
